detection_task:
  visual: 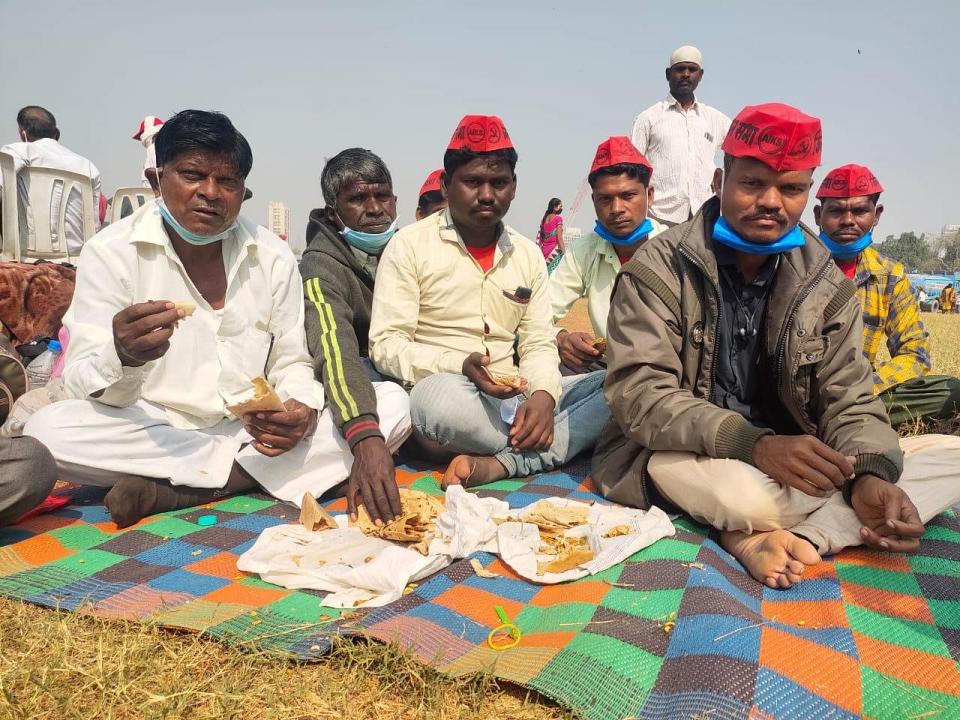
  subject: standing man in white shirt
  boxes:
[25,110,411,528]
[631,46,731,226]
[0,106,103,256]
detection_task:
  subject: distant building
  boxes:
[942,224,960,237]
[565,226,583,243]
[268,201,290,241]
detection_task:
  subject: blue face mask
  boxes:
[594,217,654,246]
[712,216,805,256]
[157,198,237,246]
[340,219,398,254]
[818,229,872,260]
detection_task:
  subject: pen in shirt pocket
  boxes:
[264,332,275,377]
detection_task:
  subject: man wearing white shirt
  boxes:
[630,46,731,226]
[0,106,102,256]
[25,110,411,528]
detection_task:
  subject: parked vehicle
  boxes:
[907,273,960,312]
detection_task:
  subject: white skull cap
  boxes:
[670,46,703,68]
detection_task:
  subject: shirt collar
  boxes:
[439,207,513,255]
[855,246,884,286]
[130,200,256,258]
[715,243,779,286]
[665,94,698,111]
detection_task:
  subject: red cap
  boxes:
[816,164,883,199]
[447,115,513,152]
[132,115,164,140]
[418,169,443,198]
[590,136,653,176]
[722,103,822,171]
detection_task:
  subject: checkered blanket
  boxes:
[1,466,958,720]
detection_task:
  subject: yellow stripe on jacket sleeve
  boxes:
[306,278,360,421]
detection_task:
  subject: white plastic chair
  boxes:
[111,186,153,223]
[0,150,21,261]
[18,165,95,262]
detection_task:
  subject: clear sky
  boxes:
[2,0,957,254]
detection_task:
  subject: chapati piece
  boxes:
[354,488,445,555]
[175,302,197,317]
[592,337,607,353]
[226,376,286,417]
[603,524,631,538]
[299,492,338,532]
[537,546,595,574]
[482,366,524,390]
[525,500,590,531]
[469,558,498,578]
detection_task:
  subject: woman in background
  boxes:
[537,197,565,274]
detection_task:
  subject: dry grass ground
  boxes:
[1,305,958,720]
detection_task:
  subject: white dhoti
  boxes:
[24,382,412,506]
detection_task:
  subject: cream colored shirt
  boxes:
[62,200,323,429]
[370,209,562,402]
[549,219,667,338]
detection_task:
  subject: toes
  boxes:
[786,559,806,576]
[786,572,803,585]
[765,572,793,589]
[787,536,822,565]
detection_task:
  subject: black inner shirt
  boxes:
[710,245,779,427]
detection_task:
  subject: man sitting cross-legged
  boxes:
[300,148,412,525]
[369,114,610,488]
[25,110,411,528]
[593,102,960,588]
[812,163,960,427]
[549,136,667,373]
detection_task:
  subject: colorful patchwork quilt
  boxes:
[1,465,958,720]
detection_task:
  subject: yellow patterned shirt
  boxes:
[854,246,931,394]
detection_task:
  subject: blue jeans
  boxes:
[409,370,609,477]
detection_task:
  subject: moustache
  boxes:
[744,212,786,223]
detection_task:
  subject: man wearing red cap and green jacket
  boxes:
[370,115,609,488]
[549,136,667,372]
[594,103,960,589]
[813,164,960,426]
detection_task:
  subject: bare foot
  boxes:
[720,529,821,589]
[441,455,509,489]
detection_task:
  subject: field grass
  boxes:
[1,306,958,720]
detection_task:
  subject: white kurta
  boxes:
[24,201,412,503]
[60,200,322,428]
[25,384,412,505]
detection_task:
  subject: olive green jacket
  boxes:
[593,197,902,510]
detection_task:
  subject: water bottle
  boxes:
[26,340,62,391]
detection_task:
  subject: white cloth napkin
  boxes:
[496,498,676,583]
[237,486,675,608]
